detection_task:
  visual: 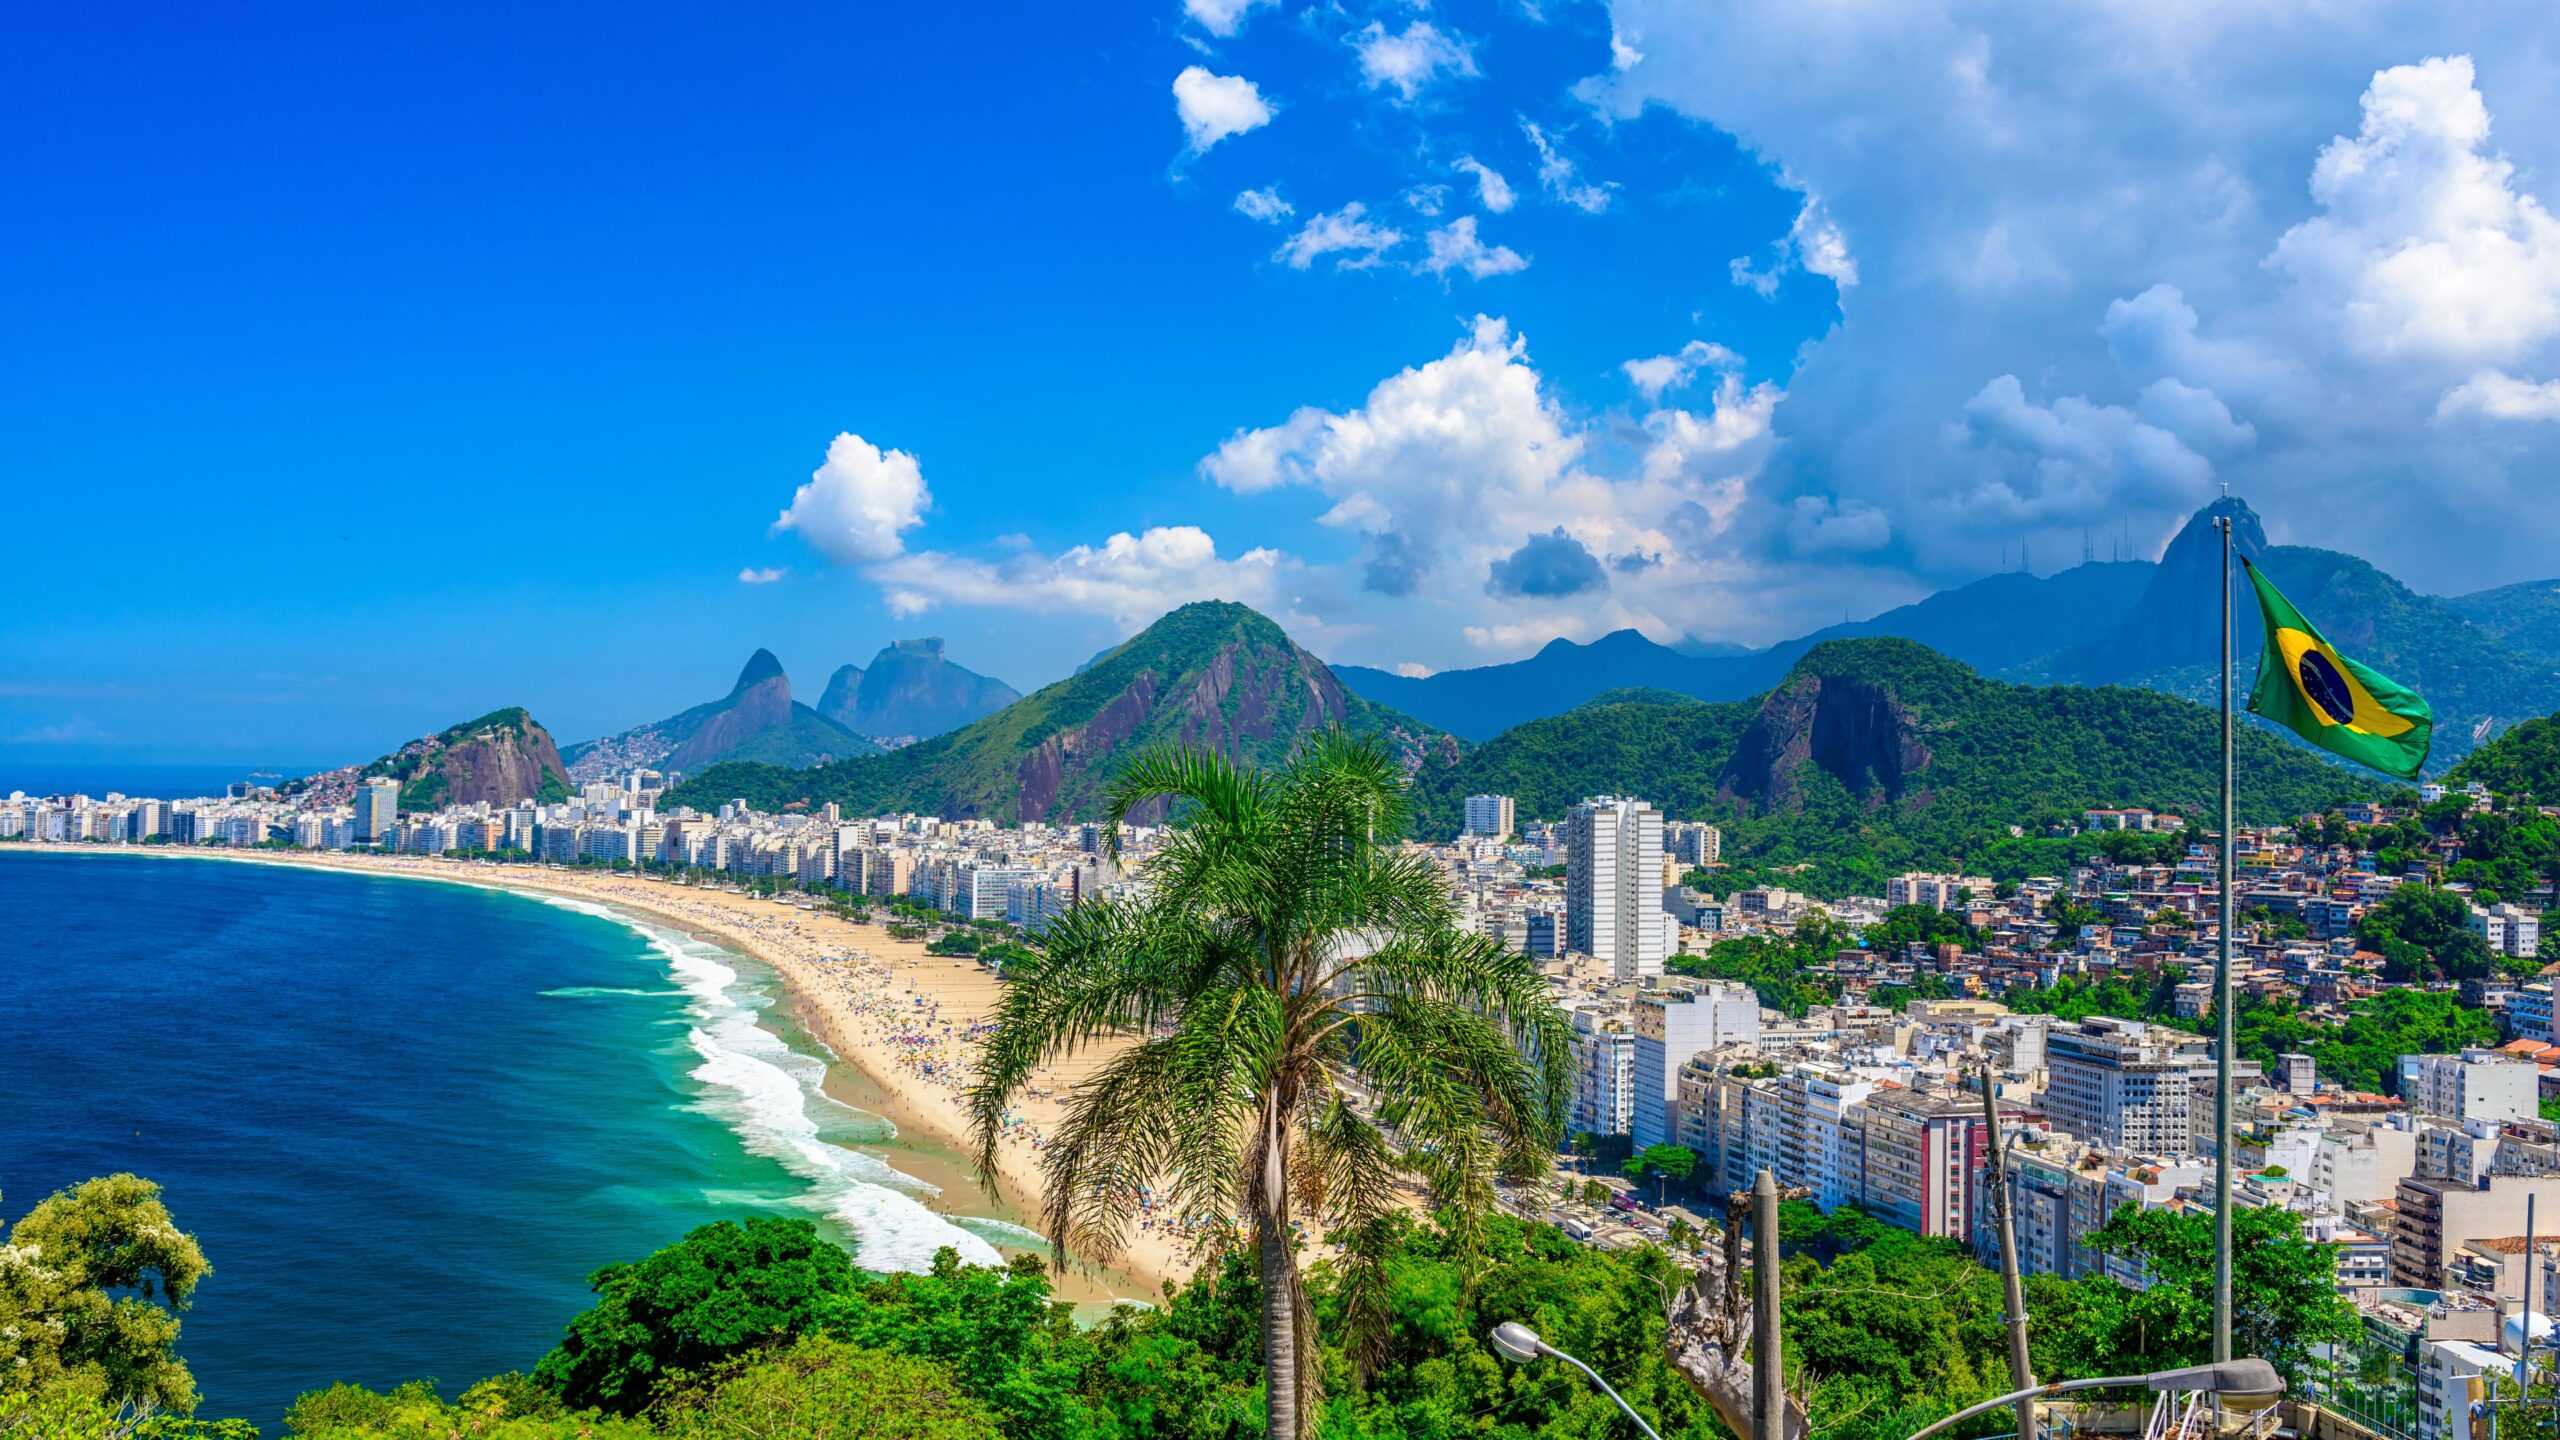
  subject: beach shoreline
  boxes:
[1,845,1196,1302]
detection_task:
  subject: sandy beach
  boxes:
[9,847,1202,1301]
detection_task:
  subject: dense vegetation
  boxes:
[1402,691,1757,838]
[2450,579,2560,665]
[664,604,1451,822]
[2451,714,2560,802]
[20,1188,2363,1440]
[1410,639,2360,894]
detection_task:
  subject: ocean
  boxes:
[0,852,1035,1430]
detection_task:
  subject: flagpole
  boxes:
[2215,512,2236,1365]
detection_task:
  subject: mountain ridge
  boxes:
[563,652,881,781]
[1336,560,2155,740]
[1340,498,2559,772]
[662,602,1453,822]
[816,638,1021,744]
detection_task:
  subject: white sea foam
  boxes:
[537,895,1003,1272]
[538,985,686,998]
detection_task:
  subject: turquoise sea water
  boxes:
[0,852,1033,1430]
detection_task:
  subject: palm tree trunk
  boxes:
[1260,1120,1298,1440]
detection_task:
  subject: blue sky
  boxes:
[9,2,2560,766]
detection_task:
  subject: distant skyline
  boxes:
[11,3,2560,765]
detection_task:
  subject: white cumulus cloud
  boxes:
[1233,186,1293,223]
[1580,5,2560,587]
[2439,370,2560,421]
[2273,56,2560,368]
[1455,157,1516,213]
[1419,217,1528,281]
[1172,66,1274,153]
[737,566,788,585]
[868,526,1296,631]
[1622,339,1741,400]
[1274,202,1404,270]
[772,433,931,565]
[1351,21,1477,102]
[1181,0,1271,38]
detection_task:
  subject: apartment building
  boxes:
[1863,1088,1993,1241]
[2402,1051,2540,1126]
[1630,983,1760,1147]
[2044,1016,2209,1156]
[2392,1174,2560,1289]
[1566,795,1671,982]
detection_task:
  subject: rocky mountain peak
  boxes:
[731,648,788,697]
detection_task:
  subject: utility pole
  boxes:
[1980,1069,2036,1440]
[1753,1168,1784,1440]
[2214,512,2236,1365]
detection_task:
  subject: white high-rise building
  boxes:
[2044,1017,2211,1155]
[1463,794,1516,842]
[355,778,400,844]
[1630,982,1761,1147]
[1569,1008,1639,1137]
[1566,795,1670,981]
[2401,1051,2540,1125]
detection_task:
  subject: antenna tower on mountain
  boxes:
[2083,526,2095,565]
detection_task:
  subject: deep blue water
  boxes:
[0,853,1026,1430]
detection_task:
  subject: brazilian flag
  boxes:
[2241,557,2433,778]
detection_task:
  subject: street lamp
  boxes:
[1902,1359,2286,1440]
[1489,1321,1665,1440]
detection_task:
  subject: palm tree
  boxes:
[969,730,1574,1440]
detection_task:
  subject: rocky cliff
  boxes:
[291,707,573,810]
[1718,670,1931,816]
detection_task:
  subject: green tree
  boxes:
[1621,1144,1698,1206]
[655,1336,1000,1440]
[829,1252,1100,1440]
[533,1216,857,1415]
[2058,1204,2359,1388]
[968,731,1574,1440]
[2357,884,2496,981]
[1862,904,1974,954]
[0,1175,211,1415]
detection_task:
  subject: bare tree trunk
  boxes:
[1261,1120,1300,1440]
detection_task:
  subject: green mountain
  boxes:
[2448,712,2560,799]
[1406,638,2364,874]
[2450,579,2560,665]
[563,650,881,782]
[661,601,1455,822]
[290,706,574,810]
[1337,496,2555,776]
[2031,501,2560,771]
[815,638,1021,744]
[1332,561,2154,741]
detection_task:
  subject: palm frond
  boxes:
[966,897,1225,1168]
[1102,743,1270,858]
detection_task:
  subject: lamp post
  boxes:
[1901,1359,2286,1440]
[1490,1321,1666,1440]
